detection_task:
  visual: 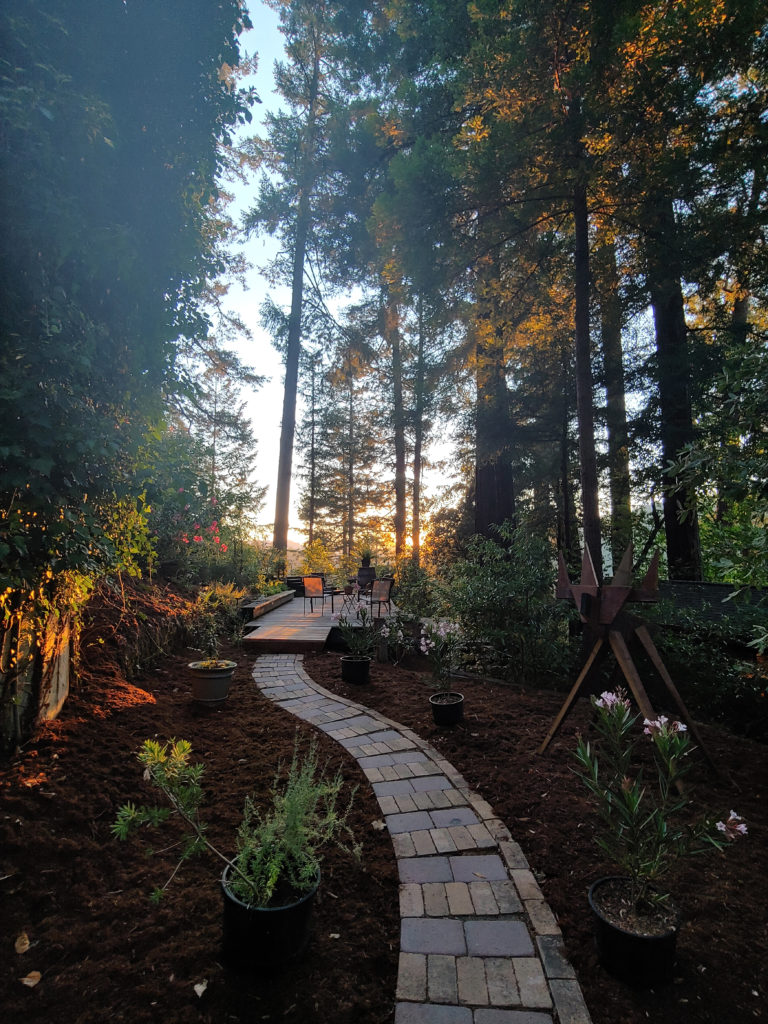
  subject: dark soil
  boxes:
[1,587,766,1024]
[304,650,767,1024]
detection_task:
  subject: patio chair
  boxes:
[356,566,376,595]
[367,577,394,617]
[302,575,325,614]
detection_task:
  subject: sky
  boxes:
[223,6,298,540]
[222,3,456,546]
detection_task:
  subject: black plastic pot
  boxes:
[429,691,464,727]
[588,876,680,987]
[221,864,320,972]
[340,655,371,685]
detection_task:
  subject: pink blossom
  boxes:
[595,690,630,711]
[643,716,687,736]
[220,544,227,552]
[716,811,748,840]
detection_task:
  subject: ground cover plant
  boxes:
[1,579,765,1024]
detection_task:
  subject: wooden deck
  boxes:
[241,592,339,654]
[241,591,397,655]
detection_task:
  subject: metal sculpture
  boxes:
[539,545,716,770]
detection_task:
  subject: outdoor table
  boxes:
[324,588,345,613]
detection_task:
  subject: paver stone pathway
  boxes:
[252,654,593,1024]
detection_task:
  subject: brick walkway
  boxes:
[252,654,592,1024]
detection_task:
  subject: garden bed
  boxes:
[0,600,765,1024]
[306,650,767,1024]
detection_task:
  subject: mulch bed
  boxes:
[304,649,767,1024]
[1,587,765,1024]
[0,630,399,1023]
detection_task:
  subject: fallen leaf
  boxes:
[371,820,386,831]
[329,933,340,939]
[472,872,487,879]
[15,932,30,954]
[193,980,208,998]
[20,971,41,988]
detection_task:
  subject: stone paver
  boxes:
[252,653,591,1024]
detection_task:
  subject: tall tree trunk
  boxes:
[272,48,320,554]
[384,290,408,558]
[307,356,318,545]
[573,180,602,580]
[346,371,355,558]
[557,363,578,566]
[644,193,701,580]
[412,302,426,566]
[474,312,516,538]
[595,236,632,569]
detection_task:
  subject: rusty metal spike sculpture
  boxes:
[540,544,716,771]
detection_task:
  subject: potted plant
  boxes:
[185,606,234,704]
[574,689,747,986]
[358,547,373,568]
[420,620,465,726]
[332,600,381,684]
[186,606,236,706]
[112,736,358,972]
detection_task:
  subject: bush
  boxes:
[394,559,436,621]
[442,521,572,685]
[643,601,768,741]
[184,582,248,656]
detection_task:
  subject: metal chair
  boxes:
[356,566,376,595]
[367,577,394,617]
[302,576,325,614]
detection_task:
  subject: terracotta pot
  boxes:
[588,876,680,987]
[221,864,320,972]
[429,691,464,727]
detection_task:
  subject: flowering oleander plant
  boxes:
[379,612,414,666]
[332,602,382,658]
[420,620,463,687]
[574,689,747,912]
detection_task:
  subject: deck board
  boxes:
[241,592,396,654]
[241,594,336,653]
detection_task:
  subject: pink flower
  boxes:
[643,716,687,736]
[193,535,203,543]
[178,487,184,493]
[716,811,748,840]
[595,691,628,710]
[220,544,227,552]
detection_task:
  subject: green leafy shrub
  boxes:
[643,601,768,740]
[183,582,247,657]
[442,521,572,684]
[394,558,436,622]
[113,736,358,906]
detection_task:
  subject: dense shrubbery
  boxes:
[437,522,573,685]
[644,602,768,741]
